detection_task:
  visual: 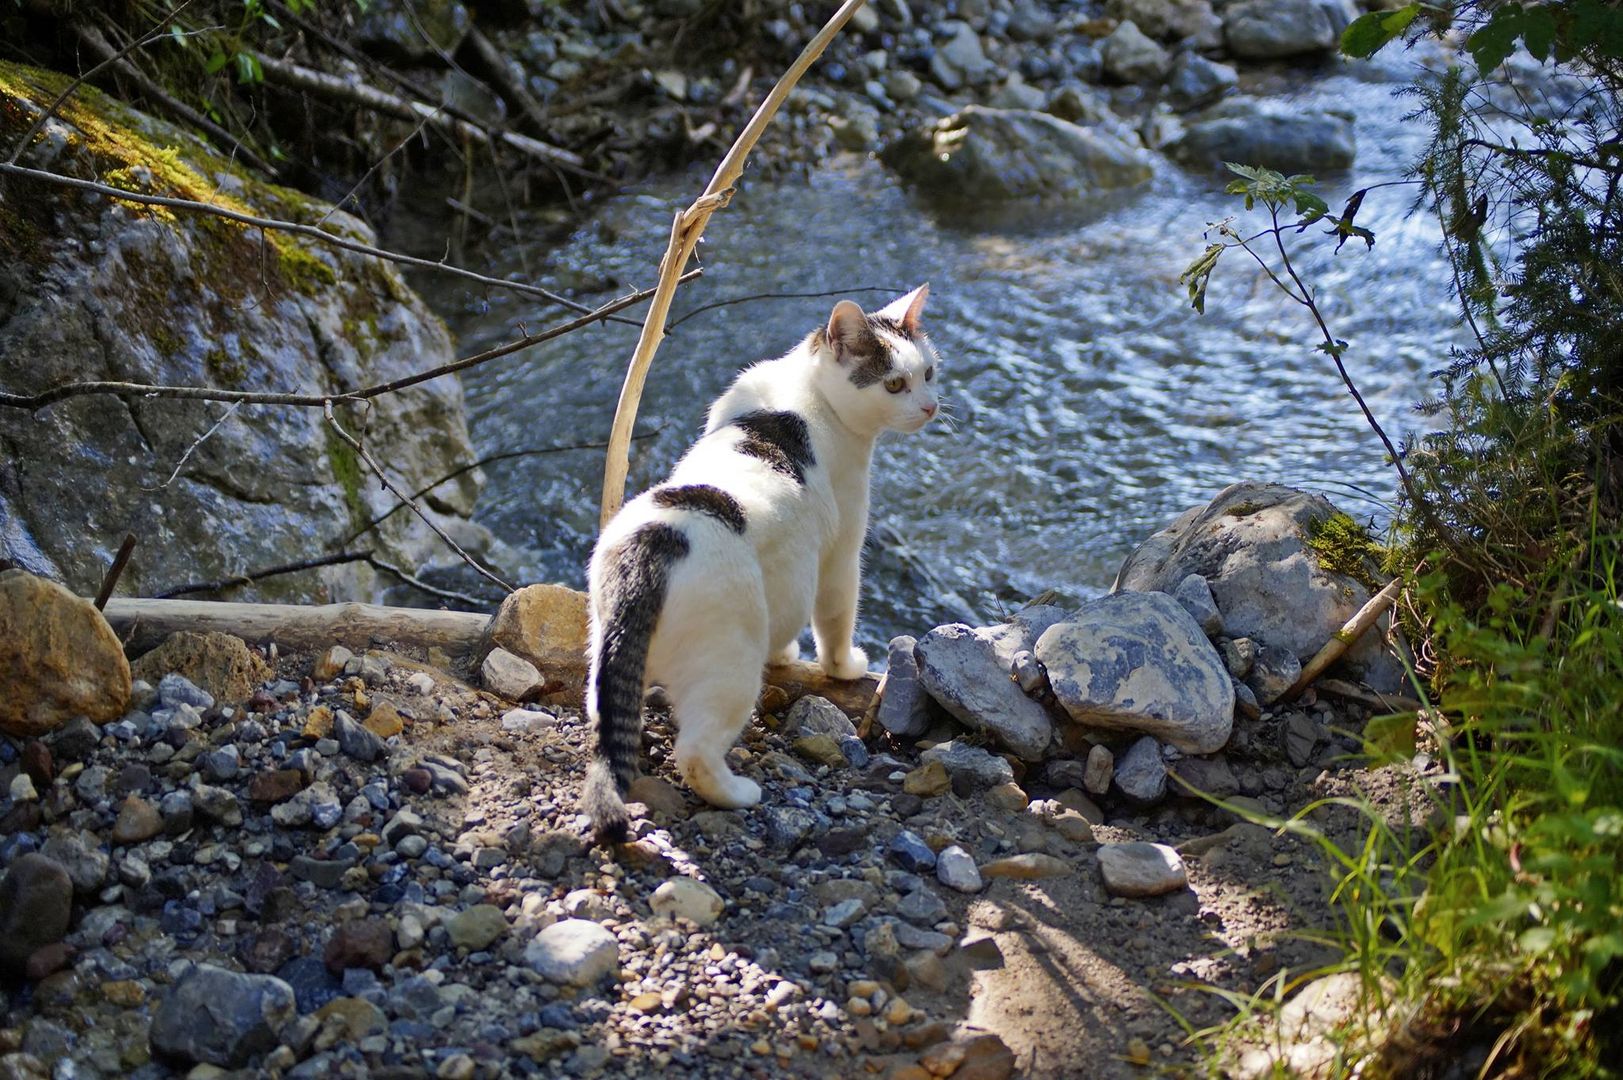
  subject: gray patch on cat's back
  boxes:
[730,411,816,484]
[651,484,747,534]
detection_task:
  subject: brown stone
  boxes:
[949,1031,1017,1080]
[903,760,950,797]
[979,853,1070,880]
[364,701,405,738]
[484,584,589,701]
[130,631,270,706]
[323,919,395,974]
[302,705,335,739]
[247,769,307,804]
[0,570,131,737]
[400,768,432,795]
[111,796,163,844]
[19,742,52,789]
[23,942,72,981]
[313,645,353,682]
[793,734,848,768]
[0,854,74,973]
[626,776,687,822]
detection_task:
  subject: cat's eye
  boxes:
[883,375,907,394]
[924,365,935,382]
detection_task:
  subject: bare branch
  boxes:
[94,534,139,610]
[599,0,870,528]
[142,401,242,490]
[0,271,699,413]
[667,285,905,330]
[323,401,514,594]
[364,556,491,608]
[156,550,374,599]
[0,161,607,315]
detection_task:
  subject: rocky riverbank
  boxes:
[0,480,1441,1078]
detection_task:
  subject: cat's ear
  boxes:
[825,300,868,361]
[875,283,929,336]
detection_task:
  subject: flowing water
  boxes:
[424,54,1461,652]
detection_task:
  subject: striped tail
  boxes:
[583,522,689,844]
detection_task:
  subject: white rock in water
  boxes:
[1098,842,1188,897]
[1037,592,1234,754]
[648,877,724,927]
[936,846,984,894]
[524,919,619,986]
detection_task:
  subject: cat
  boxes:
[582,285,940,843]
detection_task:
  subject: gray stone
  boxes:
[1036,592,1234,753]
[898,888,948,926]
[157,673,214,711]
[38,831,108,895]
[884,69,923,103]
[919,740,1015,792]
[882,107,1154,209]
[1101,21,1173,84]
[481,648,543,702]
[0,854,73,972]
[525,919,619,986]
[889,830,937,873]
[1171,755,1240,798]
[1247,643,1302,705]
[1167,102,1357,175]
[930,21,995,91]
[1008,0,1058,40]
[763,806,821,851]
[199,745,241,783]
[334,710,384,763]
[1009,649,1047,695]
[1284,712,1321,767]
[822,898,867,929]
[445,905,508,951]
[149,964,296,1067]
[1165,52,1238,111]
[877,637,929,739]
[1109,0,1221,41]
[1220,637,1257,679]
[192,783,243,826]
[290,854,353,890]
[271,782,342,830]
[784,695,857,740]
[935,846,984,893]
[913,609,1070,760]
[1224,0,1337,58]
[1083,744,1115,795]
[1098,842,1188,897]
[989,77,1048,112]
[1114,483,1398,689]
[1114,736,1169,806]
[0,79,480,608]
[1171,574,1224,638]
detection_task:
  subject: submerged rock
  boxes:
[882,106,1154,207]
[1168,101,1356,175]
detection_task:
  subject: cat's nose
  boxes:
[921,403,937,418]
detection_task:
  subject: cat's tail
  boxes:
[583,522,691,845]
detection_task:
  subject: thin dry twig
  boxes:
[365,555,490,608]
[0,161,599,315]
[323,401,514,594]
[142,401,242,490]
[666,285,903,330]
[0,272,698,413]
[156,550,372,598]
[597,0,870,528]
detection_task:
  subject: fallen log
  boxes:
[102,597,881,713]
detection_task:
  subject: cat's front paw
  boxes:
[821,646,870,681]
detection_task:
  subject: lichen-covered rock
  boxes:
[130,631,269,706]
[882,106,1154,207]
[0,569,130,737]
[1113,482,1400,690]
[485,584,589,700]
[0,64,481,604]
[1036,593,1234,754]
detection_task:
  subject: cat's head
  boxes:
[814,285,939,437]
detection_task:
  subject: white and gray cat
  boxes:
[582,286,940,842]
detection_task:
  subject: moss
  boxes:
[1225,501,1268,517]
[324,423,368,531]
[1303,511,1386,587]
[204,347,247,386]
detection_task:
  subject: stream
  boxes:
[423,54,1460,653]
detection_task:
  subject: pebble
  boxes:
[889,830,938,873]
[783,695,857,739]
[649,877,725,926]
[324,919,395,973]
[525,919,619,986]
[111,795,163,844]
[446,905,509,951]
[920,740,1016,792]
[1083,744,1114,795]
[903,760,950,797]
[149,964,295,1068]
[482,647,544,702]
[1098,842,1189,897]
[1114,735,1168,806]
[313,646,353,682]
[333,709,384,762]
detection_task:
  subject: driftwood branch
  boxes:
[0,271,698,413]
[597,0,870,528]
[250,51,585,174]
[0,161,598,314]
[323,402,514,595]
[103,597,492,657]
[1283,578,1402,701]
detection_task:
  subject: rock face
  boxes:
[485,584,589,700]
[1113,482,1400,690]
[0,853,74,973]
[130,631,270,706]
[1168,100,1356,175]
[882,106,1154,207]
[1035,592,1234,754]
[149,964,297,1067]
[0,569,131,737]
[0,65,480,603]
[915,608,1070,760]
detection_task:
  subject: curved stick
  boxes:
[597,0,870,529]
[1283,578,1403,702]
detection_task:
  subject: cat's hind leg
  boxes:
[670,669,763,809]
[771,639,800,666]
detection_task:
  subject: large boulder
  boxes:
[882,106,1154,207]
[0,569,130,737]
[0,63,482,604]
[1113,482,1401,690]
[1035,592,1234,754]
[915,606,1069,760]
[1223,0,1345,59]
[1167,99,1355,174]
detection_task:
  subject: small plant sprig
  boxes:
[1181,164,1436,533]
